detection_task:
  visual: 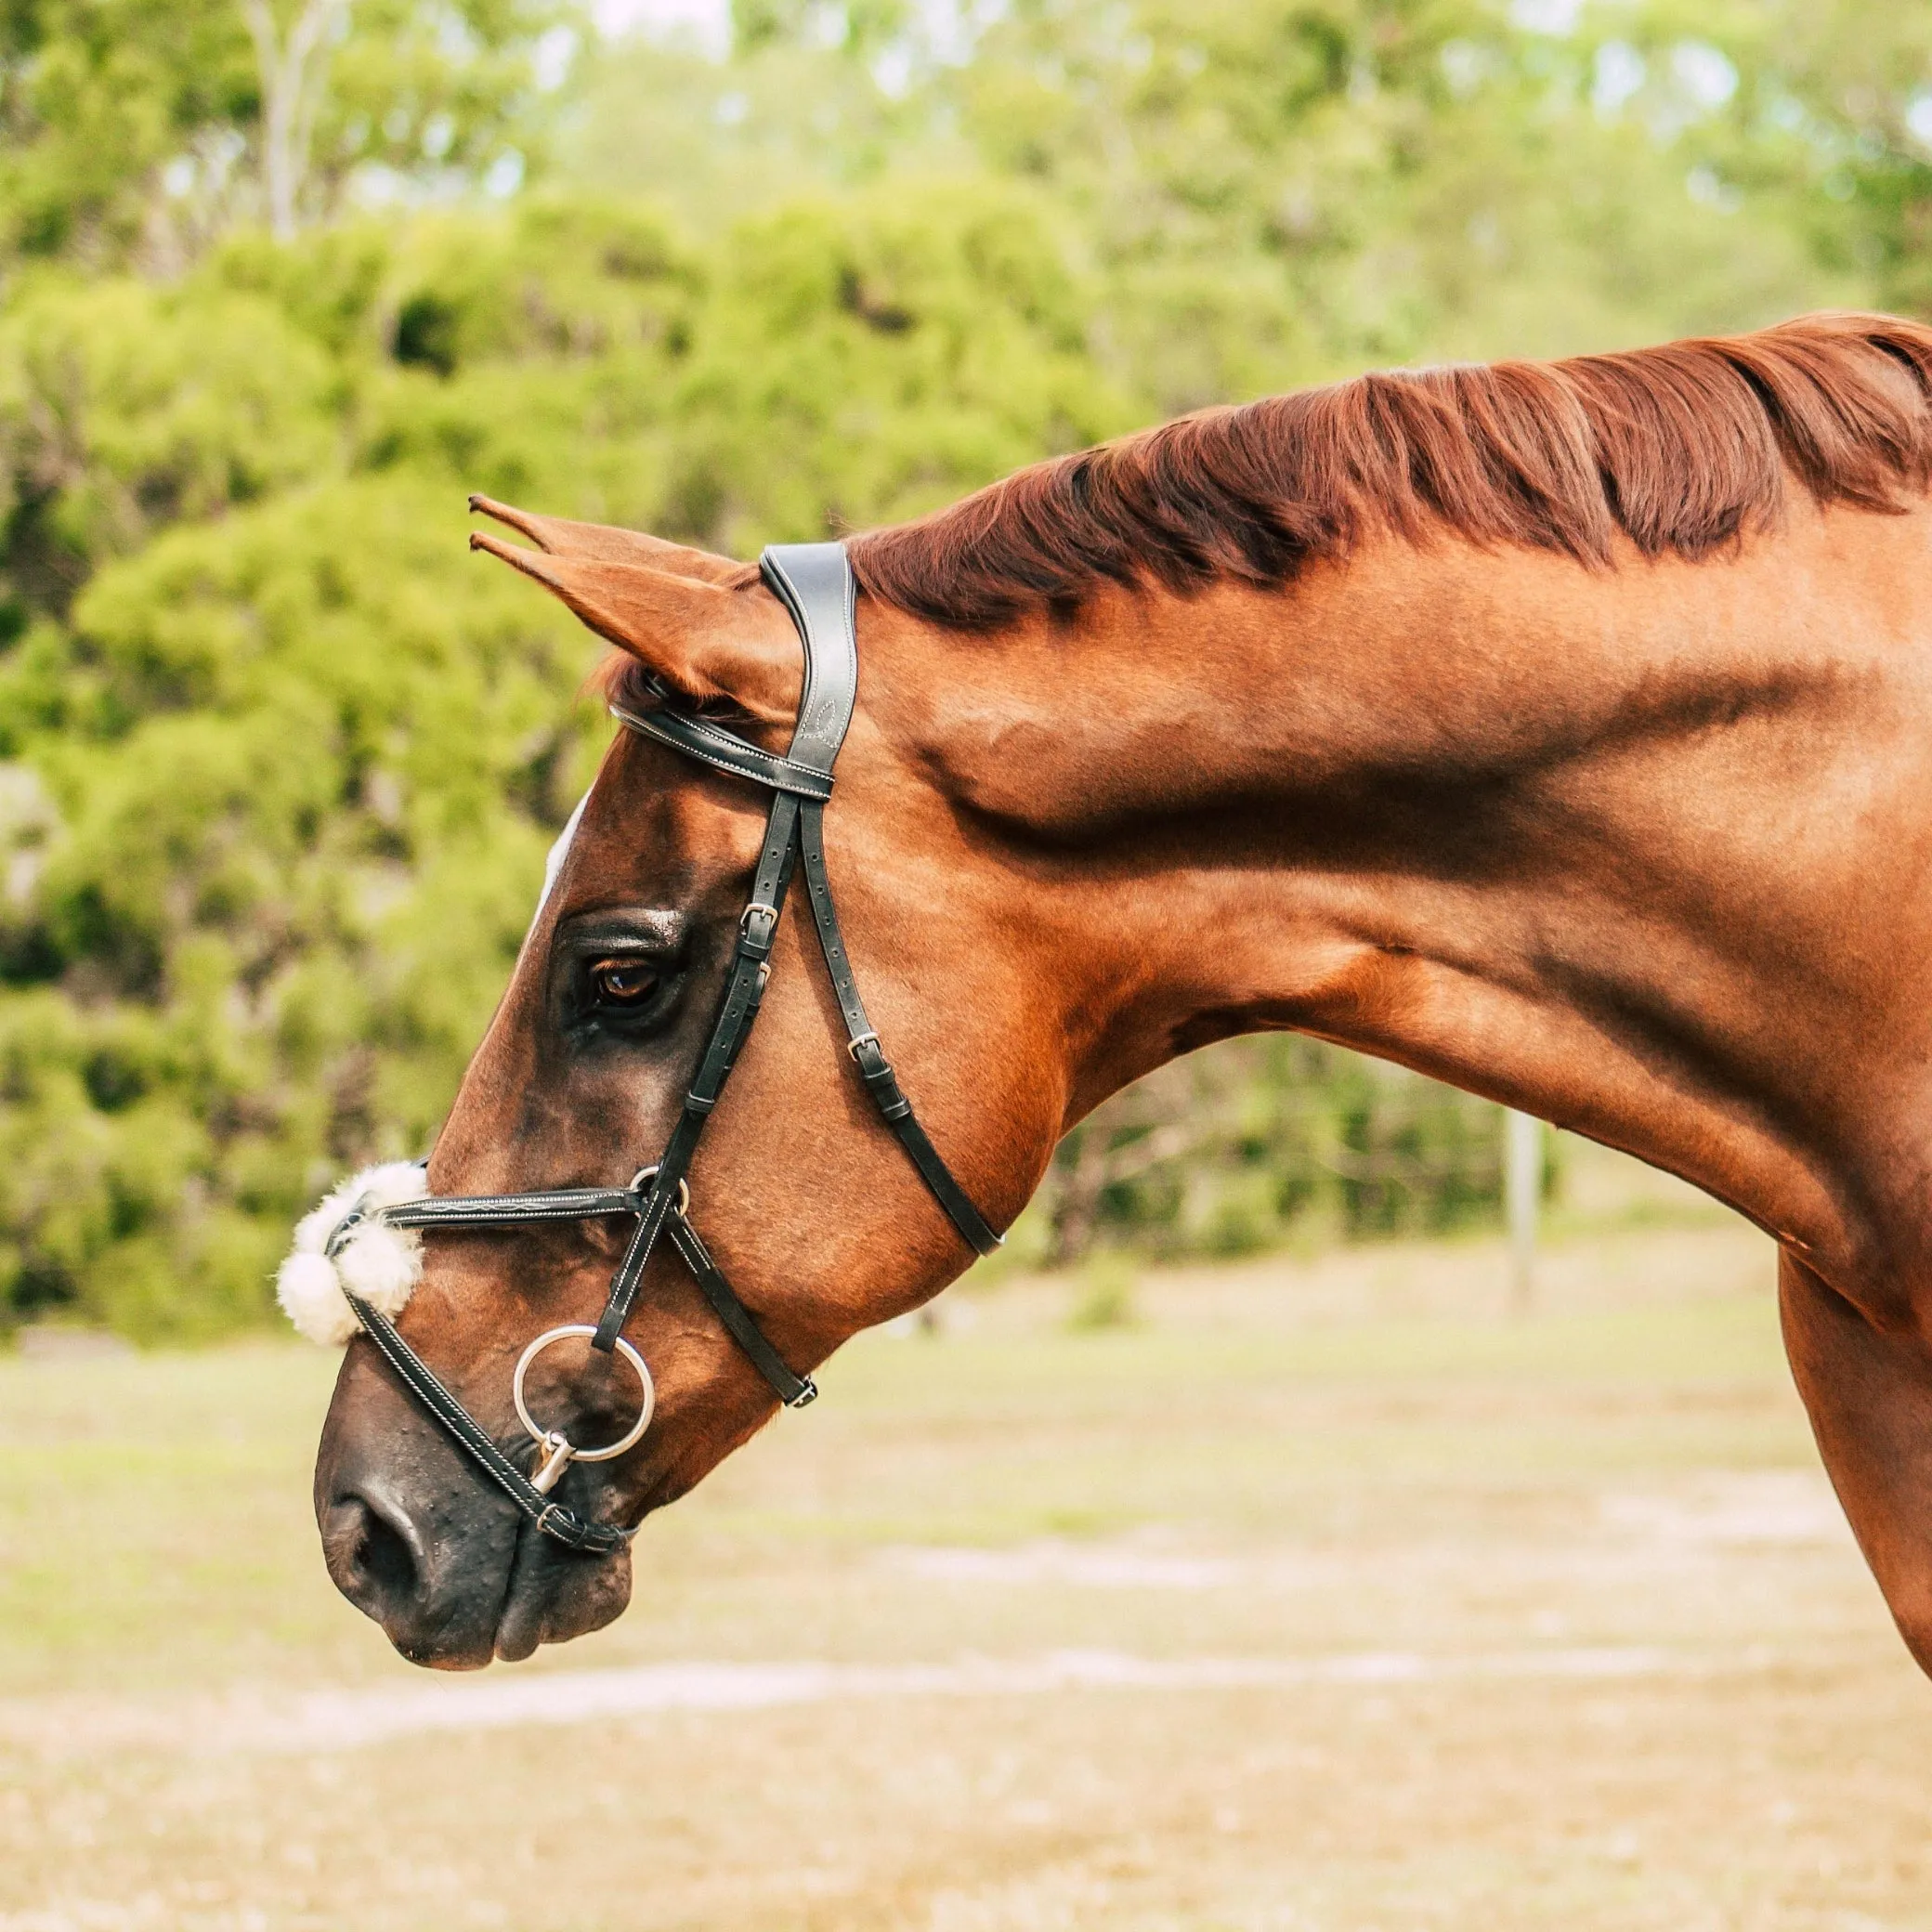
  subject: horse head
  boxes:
[309,502,1063,1666]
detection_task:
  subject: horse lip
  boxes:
[491,1519,546,1663]
[490,1505,635,1662]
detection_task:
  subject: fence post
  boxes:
[1506,1108,1541,1312]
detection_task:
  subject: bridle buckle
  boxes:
[629,1165,692,1217]
[739,901,779,955]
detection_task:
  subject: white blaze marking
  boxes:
[533,790,590,929]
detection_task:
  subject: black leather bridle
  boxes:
[329,542,1002,1555]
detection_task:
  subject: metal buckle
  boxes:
[535,1500,633,1548]
[629,1165,691,1216]
[845,1030,881,1064]
[738,901,778,951]
[786,1375,819,1409]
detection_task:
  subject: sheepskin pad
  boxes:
[277,1160,431,1346]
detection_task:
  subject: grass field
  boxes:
[3,1164,1930,1931]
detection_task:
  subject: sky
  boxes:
[592,0,732,55]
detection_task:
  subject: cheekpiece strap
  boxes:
[796,801,1003,1256]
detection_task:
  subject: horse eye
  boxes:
[588,959,659,1008]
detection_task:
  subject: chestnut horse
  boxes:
[315,311,1932,1672]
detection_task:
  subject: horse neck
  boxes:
[868,505,1932,1294]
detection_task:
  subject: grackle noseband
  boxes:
[325,543,1002,1556]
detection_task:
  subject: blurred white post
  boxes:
[1505,1108,1541,1313]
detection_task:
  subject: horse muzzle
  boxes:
[315,1339,634,1667]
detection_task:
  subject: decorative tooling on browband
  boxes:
[276,1160,431,1346]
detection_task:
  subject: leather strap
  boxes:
[370,1188,640,1236]
[344,1291,632,1556]
[588,786,803,1351]
[610,703,835,801]
[796,803,1002,1255]
[666,1212,816,1407]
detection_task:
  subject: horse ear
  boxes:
[468,496,747,588]
[472,531,802,722]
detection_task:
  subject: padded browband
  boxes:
[610,543,856,799]
[608,704,835,800]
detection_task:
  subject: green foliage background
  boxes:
[0,0,1921,1335]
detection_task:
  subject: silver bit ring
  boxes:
[512,1326,655,1467]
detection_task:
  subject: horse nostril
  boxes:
[325,1489,425,1621]
[355,1505,418,1602]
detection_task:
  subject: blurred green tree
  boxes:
[0,189,1142,1334]
[0,0,564,263]
[0,0,1914,1332]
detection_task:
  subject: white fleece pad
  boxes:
[279,803,585,1345]
[277,1161,431,1346]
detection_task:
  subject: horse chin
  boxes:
[490,1527,633,1663]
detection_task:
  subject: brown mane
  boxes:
[847,312,1932,629]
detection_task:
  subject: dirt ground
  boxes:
[2,1176,1929,1930]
